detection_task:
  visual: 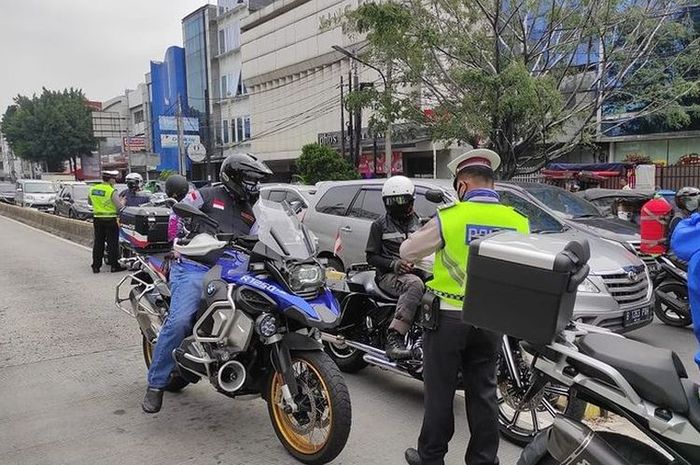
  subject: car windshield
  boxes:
[521,184,602,219]
[24,183,55,193]
[73,185,90,200]
[252,199,316,259]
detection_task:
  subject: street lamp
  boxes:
[332,45,393,177]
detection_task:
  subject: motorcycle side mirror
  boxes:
[425,189,445,204]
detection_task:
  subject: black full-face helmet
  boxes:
[676,186,700,213]
[219,153,272,203]
[165,174,190,202]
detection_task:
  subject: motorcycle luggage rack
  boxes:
[115,272,160,318]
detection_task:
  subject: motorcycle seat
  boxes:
[349,271,398,302]
[682,379,700,431]
[577,333,689,414]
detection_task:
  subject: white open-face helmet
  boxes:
[382,176,415,218]
[125,172,143,189]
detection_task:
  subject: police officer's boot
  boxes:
[404,448,423,465]
[386,329,411,360]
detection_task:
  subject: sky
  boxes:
[0,0,210,112]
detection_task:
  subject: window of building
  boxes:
[244,116,251,140]
[133,110,144,124]
[222,120,229,144]
[221,75,228,98]
[236,118,244,142]
[219,29,226,55]
[236,71,247,95]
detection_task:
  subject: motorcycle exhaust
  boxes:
[363,354,415,379]
[321,333,387,359]
[217,360,246,393]
[547,416,634,465]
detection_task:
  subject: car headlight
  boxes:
[578,278,600,294]
[49,195,56,202]
[255,313,278,337]
[288,263,324,291]
[24,194,35,201]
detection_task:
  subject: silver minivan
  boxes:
[15,179,56,211]
[300,178,653,333]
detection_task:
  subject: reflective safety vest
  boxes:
[89,183,117,218]
[427,201,530,309]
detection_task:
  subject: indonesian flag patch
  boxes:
[212,199,225,210]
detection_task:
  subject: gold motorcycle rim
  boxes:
[270,359,333,456]
[144,339,154,367]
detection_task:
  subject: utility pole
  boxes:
[176,95,186,177]
[384,63,393,178]
[347,66,354,162]
[353,67,361,167]
[124,89,132,173]
[204,88,212,181]
[340,75,346,158]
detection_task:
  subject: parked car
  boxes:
[54,183,93,220]
[260,183,318,215]
[303,178,653,333]
[15,180,56,212]
[509,182,658,273]
[0,182,16,204]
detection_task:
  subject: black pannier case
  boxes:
[463,232,590,344]
[119,206,172,253]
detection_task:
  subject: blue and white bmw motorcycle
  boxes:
[116,199,351,464]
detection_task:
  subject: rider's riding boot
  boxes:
[404,448,423,465]
[386,329,412,360]
[142,387,163,413]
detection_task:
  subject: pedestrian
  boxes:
[120,172,151,207]
[621,178,632,190]
[88,171,125,273]
[400,149,530,465]
[671,212,700,370]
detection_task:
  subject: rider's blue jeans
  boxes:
[147,260,208,389]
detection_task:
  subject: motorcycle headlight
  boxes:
[255,313,278,338]
[288,264,324,291]
[578,278,600,294]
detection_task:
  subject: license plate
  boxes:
[624,307,652,327]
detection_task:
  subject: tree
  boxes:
[1,88,96,176]
[296,143,359,184]
[344,1,700,178]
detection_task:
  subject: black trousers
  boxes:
[92,217,119,269]
[418,312,502,465]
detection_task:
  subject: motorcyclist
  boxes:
[365,176,424,361]
[142,153,272,413]
[120,173,151,207]
[164,174,191,242]
[668,187,700,239]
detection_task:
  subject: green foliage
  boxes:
[158,170,177,181]
[344,0,700,178]
[296,143,359,184]
[1,88,96,172]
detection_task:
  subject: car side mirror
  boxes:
[425,189,444,203]
[289,200,303,214]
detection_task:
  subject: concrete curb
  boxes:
[0,202,93,248]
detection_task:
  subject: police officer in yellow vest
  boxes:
[401,149,529,465]
[88,170,125,273]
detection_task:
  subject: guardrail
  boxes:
[0,202,93,247]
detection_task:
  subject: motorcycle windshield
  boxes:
[252,199,315,260]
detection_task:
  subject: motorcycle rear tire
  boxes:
[141,334,190,393]
[654,281,692,327]
[520,430,669,465]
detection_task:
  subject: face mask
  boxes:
[242,179,259,197]
[685,196,699,212]
[456,181,469,201]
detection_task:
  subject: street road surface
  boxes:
[0,215,697,465]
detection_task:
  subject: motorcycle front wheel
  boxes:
[654,281,692,327]
[267,350,352,465]
[142,334,190,392]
